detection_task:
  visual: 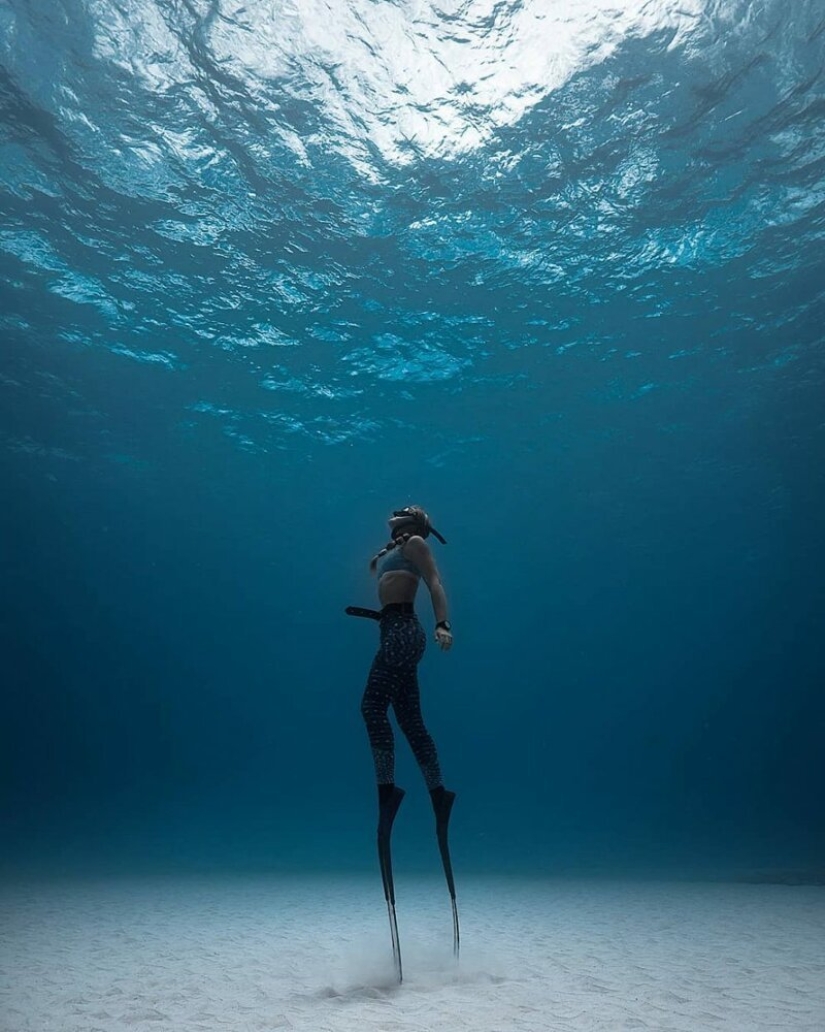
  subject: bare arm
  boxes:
[404,536,453,650]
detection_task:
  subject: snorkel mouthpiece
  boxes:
[390,506,447,545]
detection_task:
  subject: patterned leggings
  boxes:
[360,609,444,790]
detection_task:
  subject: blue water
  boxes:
[1,0,823,881]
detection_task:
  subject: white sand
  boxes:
[1,873,823,1032]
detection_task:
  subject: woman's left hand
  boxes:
[434,627,453,651]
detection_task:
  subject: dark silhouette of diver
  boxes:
[346,505,459,981]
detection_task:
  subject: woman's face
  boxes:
[389,505,429,539]
[388,514,411,537]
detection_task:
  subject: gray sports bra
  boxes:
[377,546,420,580]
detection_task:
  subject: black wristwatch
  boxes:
[436,620,452,633]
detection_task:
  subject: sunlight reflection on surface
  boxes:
[93,0,707,167]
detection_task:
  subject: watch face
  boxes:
[440,621,452,632]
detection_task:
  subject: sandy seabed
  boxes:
[1,873,823,1032]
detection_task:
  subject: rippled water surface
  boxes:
[3,0,823,453]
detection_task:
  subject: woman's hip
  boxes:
[377,611,426,665]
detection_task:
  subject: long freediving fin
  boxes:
[377,784,406,983]
[430,787,460,958]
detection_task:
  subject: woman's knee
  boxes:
[361,689,392,728]
[395,705,428,740]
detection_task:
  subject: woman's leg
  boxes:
[362,613,445,789]
[361,654,396,785]
[393,669,444,790]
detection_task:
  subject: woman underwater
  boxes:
[358,505,455,820]
[350,504,460,976]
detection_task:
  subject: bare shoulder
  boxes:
[401,533,430,557]
[403,535,439,577]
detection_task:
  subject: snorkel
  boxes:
[368,505,447,572]
[389,505,447,545]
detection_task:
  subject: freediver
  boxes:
[346,504,460,976]
[359,505,454,814]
